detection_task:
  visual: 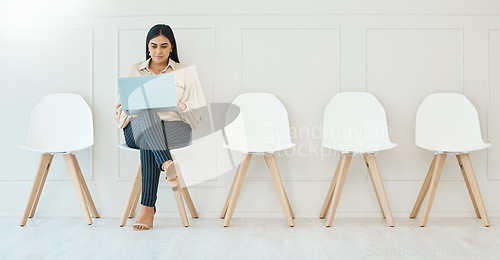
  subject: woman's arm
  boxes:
[176,68,202,129]
[114,93,134,129]
[114,65,138,128]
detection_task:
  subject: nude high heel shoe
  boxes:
[164,160,180,180]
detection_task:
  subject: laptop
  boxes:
[118,73,178,115]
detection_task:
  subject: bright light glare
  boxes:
[0,0,89,17]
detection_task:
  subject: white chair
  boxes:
[411,93,490,227]
[20,93,98,226]
[119,144,198,227]
[220,93,296,227]
[320,92,396,227]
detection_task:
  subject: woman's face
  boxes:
[148,34,173,64]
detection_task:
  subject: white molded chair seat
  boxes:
[220,93,295,227]
[320,92,395,227]
[118,143,192,153]
[20,93,98,226]
[221,142,295,154]
[118,142,197,227]
[411,93,490,227]
[416,93,490,153]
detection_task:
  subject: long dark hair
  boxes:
[145,24,179,63]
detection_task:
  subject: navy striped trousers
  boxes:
[123,110,192,207]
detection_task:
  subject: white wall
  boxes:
[1,1,500,220]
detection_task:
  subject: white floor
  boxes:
[3,217,500,259]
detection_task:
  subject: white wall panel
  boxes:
[241,28,340,181]
[366,28,464,181]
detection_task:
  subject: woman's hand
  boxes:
[177,102,187,111]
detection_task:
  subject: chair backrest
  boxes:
[322,92,395,153]
[416,93,488,152]
[223,93,295,153]
[23,93,93,153]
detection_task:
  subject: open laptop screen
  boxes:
[118,73,178,115]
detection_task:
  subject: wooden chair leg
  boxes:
[325,153,353,227]
[285,192,294,219]
[458,154,490,227]
[129,164,142,218]
[363,153,394,227]
[168,178,189,227]
[456,155,481,219]
[410,154,437,218]
[264,154,294,219]
[177,172,198,218]
[29,154,54,219]
[20,154,53,226]
[70,154,99,218]
[120,162,142,227]
[63,154,92,225]
[362,154,385,219]
[130,183,141,218]
[264,153,294,227]
[320,159,342,219]
[169,154,197,218]
[223,153,252,227]
[280,179,295,219]
[420,153,446,227]
[221,159,245,219]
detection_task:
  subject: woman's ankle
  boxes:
[141,205,155,211]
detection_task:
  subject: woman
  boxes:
[115,24,201,230]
